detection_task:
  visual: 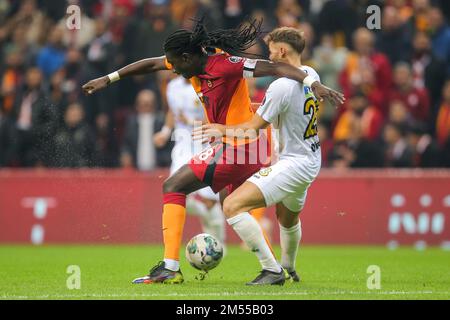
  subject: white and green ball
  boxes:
[185,233,223,271]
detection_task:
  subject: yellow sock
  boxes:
[162,203,186,260]
[250,207,265,223]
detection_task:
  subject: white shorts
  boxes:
[247,155,320,212]
[170,142,193,174]
[170,142,219,202]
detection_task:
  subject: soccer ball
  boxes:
[185,233,223,271]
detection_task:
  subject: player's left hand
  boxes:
[192,124,225,144]
[311,82,345,106]
[153,131,170,148]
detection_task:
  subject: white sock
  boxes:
[227,212,281,273]
[163,259,179,272]
[279,221,302,271]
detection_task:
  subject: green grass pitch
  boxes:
[0,245,449,300]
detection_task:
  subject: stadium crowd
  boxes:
[0,0,449,169]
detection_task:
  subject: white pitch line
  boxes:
[1,291,449,300]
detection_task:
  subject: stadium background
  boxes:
[0,0,449,248]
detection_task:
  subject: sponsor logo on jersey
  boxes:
[258,167,272,177]
[304,86,313,95]
[228,56,243,63]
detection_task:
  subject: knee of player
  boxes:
[162,177,179,194]
[222,197,242,218]
[277,210,301,228]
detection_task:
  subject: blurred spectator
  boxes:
[36,26,66,78]
[94,0,136,27]
[94,112,119,167]
[38,0,68,22]
[391,0,414,24]
[4,24,38,68]
[426,5,450,74]
[0,105,17,167]
[0,48,23,114]
[317,0,359,48]
[298,22,315,66]
[219,0,271,29]
[53,103,95,168]
[411,31,447,129]
[48,68,69,126]
[1,0,52,47]
[106,0,136,47]
[318,121,333,168]
[339,28,392,115]
[116,2,178,108]
[171,0,223,30]
[388,100,414,127]
[383,122,414,167]
[405,0,431,34]
[84,18,116,76]
[251,9,277,37]
[82,17,120,123]
[81,18,117,122]
[121,90,172,171]
[334,91,383,142]
[389,62,430,123]
[63,47,84,103]
[276,0,303,27]
[435,79,450,147]
[0,0,10,23]
[329,119,384,168]
[408,122,442,167]
[12,68,58,166]
[313,34,348,121]
[125,3,178,61]
[376,6,412,65]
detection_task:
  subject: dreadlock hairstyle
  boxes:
[163,17,264,58]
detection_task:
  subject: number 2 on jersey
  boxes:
[303,97,319,140]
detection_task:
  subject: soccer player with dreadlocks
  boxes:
[82,18,344,285]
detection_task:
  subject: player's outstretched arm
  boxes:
[252,60,345,105]
[192,114,269,142]
[82,56,168,95]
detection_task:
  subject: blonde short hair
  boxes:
[265,27,306,54]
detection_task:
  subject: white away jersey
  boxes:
[166,76,205,134]
[257,66,321,159]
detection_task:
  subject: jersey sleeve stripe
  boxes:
[243,59,257,78]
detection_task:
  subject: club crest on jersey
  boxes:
[207,80,213,88]
[258,167,272,177]
[228,56,243,63]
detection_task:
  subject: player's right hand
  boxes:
[82,76,109,95]
[311,82,345,106]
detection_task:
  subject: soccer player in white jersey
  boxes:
[154,76,225,243]
[193,27,343,285]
